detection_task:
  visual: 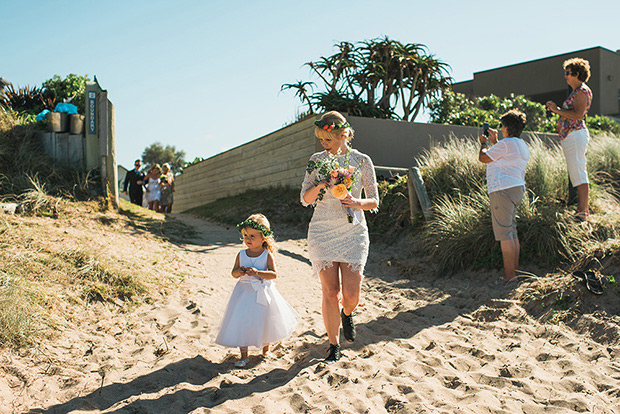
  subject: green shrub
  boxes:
[429,89,620,136]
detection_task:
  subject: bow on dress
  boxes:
[250,278,272,306]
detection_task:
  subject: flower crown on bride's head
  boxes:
[314,119,350,132]
[237,219,274,237]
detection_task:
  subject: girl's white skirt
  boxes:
[215,277,298,349]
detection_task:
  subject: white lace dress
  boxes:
[300,149,379,276]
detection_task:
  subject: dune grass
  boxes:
[0,197,191,350]
[418,133,620,273]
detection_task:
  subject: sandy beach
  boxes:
[1,213,619,414]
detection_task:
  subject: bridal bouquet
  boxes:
[306,155,360,223]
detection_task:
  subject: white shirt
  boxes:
[485,137,529,194]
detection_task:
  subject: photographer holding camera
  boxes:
[478,110,530,283]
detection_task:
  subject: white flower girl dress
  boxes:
[215,250,298,349]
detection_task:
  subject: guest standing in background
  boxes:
[123,159,145,206]
[159,163,175,213]
[546,58,593,220]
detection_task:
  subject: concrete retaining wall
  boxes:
[175,115,559,212]
[175,117,319,212]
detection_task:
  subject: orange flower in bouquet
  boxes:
[331,184,348,200]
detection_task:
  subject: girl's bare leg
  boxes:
[239,346,248,360]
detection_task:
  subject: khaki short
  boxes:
[489,186,525,241]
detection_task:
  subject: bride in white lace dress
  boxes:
[300,111,379,362]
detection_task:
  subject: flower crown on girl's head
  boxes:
[237,219,274,237]
[314,119,350,132]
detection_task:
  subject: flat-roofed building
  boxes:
[453,46,620,118]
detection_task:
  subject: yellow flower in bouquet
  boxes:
[331,184,348,200]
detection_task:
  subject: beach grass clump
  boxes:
[525,136,568,202]
[416,136,486,200]
[418,133,620,273]
[61,247,146,302]
[0,269,41,348]
[420,189,500,272]
[587,134,620,193]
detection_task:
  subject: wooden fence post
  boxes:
[407,167,432,221]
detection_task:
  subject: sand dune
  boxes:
[2,214,619,413]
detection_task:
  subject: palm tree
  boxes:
[283,37,452,122]
[280,81,316,114]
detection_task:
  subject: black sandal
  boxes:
[584,271,604,295]
[573,271,604,295]
[324,344,341,363]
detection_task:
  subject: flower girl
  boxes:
[215,214,298,367]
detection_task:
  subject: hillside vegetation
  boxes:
[0,109,196,348]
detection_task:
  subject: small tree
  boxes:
[141,143,186,175]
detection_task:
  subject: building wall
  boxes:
[175,115,558,212]
[599,48,620,117]
[453,47,620,117]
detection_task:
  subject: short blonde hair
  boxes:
[151,164,161,173]
[242,213,278,253]
[314,110,354,143]
[162,163,170,170]
[563,57,591,82]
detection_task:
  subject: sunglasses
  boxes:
[564,70,577,76]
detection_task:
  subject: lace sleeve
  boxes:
[360,153,379,213]
[300,154,319,207]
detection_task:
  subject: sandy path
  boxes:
[3,214,620,413]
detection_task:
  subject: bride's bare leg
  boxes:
[340,264,362,316]
[319,264,341,345]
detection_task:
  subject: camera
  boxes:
[483,122,489,137]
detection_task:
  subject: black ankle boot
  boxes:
[341,309,356,342]
[324,344,341,362]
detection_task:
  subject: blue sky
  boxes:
[3,0,618,169]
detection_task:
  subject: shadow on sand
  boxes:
[30,351,321,413]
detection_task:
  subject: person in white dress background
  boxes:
[215,214,298,367]
[301,111,379,362]
[143,164,162,211]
